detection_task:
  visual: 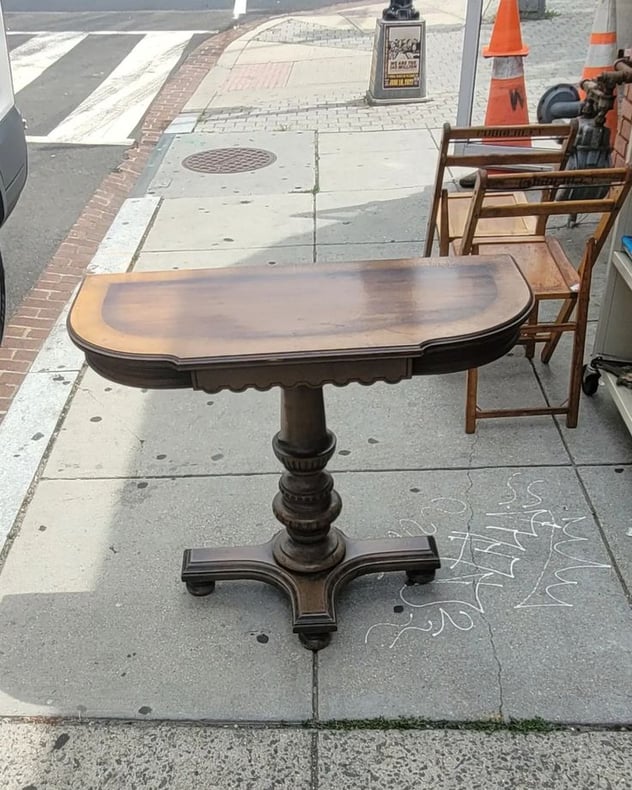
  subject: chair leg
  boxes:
[567,300,590,428]
[465,368,478,434]
[524,304,539,360]
[541,298,574,364]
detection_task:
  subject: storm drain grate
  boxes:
[181,147,277,174]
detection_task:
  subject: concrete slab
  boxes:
[0,477,312,720]
[577,465,632,592]
[235,41,369,65]
[145,131,315,198]
[134,245,314,271]
[318,128,438,155]
[316,188,430,245]
[88,196,160,275]
[318,468,632,724]
[0,721,311,790]
[44,370,279,479]
[142,193,314,251]
[318,730,632,789]
[316,242,421,263]
[286,57,370,87]
[0,371,77,548]
[44,362,568,481]
[204,83,368,110]
[296,14,366,30]
[32,301,83,374]
[318,144,438,192]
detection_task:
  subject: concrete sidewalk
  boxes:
[1,1,632,787]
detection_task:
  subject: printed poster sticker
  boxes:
[383,25,422,89]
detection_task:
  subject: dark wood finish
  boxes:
[68,257,534,390]
[68,256,534,650]
[424,120,580,257]
[454,166,632,433]
[182,383,440,649]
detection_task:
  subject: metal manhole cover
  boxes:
[182,147,277,174]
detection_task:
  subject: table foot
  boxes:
[406,569,436,585]
[185,580,216,597]
[299,632,331,651]
[181,530,440,650]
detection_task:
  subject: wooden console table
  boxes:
[68,256,533,650]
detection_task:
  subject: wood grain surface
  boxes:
[68,256,532,366]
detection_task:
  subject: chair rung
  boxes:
[520,323,575,336]
[475,406,568,419]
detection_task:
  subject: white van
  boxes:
[0,0,26,227]
[0,0,27,335]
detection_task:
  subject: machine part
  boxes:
[582,364,600,396]
[583,357,632,397]
[537,83,581,123]
[561,119,611,207]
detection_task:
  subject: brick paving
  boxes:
[199,3,593,134]
[224,61,293,91]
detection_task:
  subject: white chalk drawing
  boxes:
[364,473,611,649]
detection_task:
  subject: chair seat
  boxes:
[469,238,580,299]
[446,191,537,240]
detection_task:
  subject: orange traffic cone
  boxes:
[483,0,530,144]
[459,0,530,183]
[483,0,528,58]
[580,0,618,143]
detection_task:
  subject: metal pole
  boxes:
[456,0,484,126]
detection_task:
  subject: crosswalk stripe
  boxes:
[9,31,197,146]
[9,29,216,35]
[9,32,87,93]
[46,31,193,145]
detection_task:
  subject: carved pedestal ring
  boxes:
[181,385,441,650]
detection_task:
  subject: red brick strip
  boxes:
[0,21,262,423]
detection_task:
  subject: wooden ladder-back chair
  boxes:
[452,165,632,433]
[424,120,580,257]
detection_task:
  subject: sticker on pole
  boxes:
[383,25,422,90]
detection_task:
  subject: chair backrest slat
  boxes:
[459,166,632,273]
[441,122,577,142]
[446,152,566,168]
[479,199,618,219]
[424,120,580,256]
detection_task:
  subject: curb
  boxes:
[0,19,262,424]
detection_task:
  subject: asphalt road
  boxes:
[1,0,358,322]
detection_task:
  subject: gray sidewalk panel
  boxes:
[577,465,632,593]
[318,128,439,155]
[143,193,314,251]
[145,131,316,198]
[0,721,312,790]
[316,242,422,262]
[318,469,632,723]
[44,367,568,481]
[318,148,438,192]
[318,730,632,789]
[316,188,428,245]
[0,477,312,720]
[134,245,315,271]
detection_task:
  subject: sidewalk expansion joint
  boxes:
[533,363,632,607]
